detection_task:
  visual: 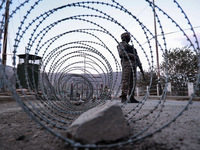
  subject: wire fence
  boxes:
[137,82,200,98]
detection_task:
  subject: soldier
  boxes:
[117,32,142,103]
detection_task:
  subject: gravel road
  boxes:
[0,98,200,150]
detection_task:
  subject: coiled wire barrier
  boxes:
[0,0,199,149]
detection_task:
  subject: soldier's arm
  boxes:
[117,43,135,59]
[128,53,136,60]
[117,43,125,58]
[134,48,142,66]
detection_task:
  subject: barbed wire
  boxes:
[0,0,199,149]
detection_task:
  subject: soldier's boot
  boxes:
[129,96,140,103]
[121,95,127,103]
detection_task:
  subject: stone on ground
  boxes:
[66,102,130,144]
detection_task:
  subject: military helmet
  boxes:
[121,32,130,39]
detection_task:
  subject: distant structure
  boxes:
[16,54,42,90]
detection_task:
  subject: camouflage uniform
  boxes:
[120,59,136,97]
[117,32,141,102]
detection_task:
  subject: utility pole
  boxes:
[153,0,162,95]
[1,0,10,92]
[83,53,86,99]
[2,0,10,66]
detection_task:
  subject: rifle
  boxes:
[138,63,146,81]
[136,55,146,81]
[125,44,146,81]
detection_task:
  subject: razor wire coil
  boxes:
[0,0,200,149]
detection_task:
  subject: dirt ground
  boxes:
[0,98,200,150]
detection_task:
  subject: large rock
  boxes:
[66,102,130,144]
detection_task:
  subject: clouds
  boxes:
[174,31,200,50]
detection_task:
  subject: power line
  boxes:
[141,25,200,46]
[160,26,200,36]
[137,5,148,16]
